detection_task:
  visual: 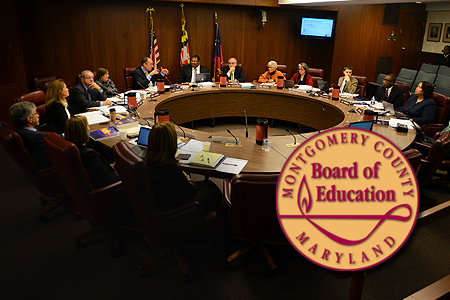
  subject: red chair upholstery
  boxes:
[421,92,450,138]
[112,141,217,280]
[124,67,136,91]
[276,64,287,77]
[33,75,58,91]
[44,133,131,254]
[352,75,368,97]
[221,63,242,69]
[14,90,47,131]
[223,173,286,275]
[403,148,422,174]
[0,121,67,221]
[308,68,324,88]
[40,78,64,94]
[394,81,410,107]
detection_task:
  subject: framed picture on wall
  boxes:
[427,23,442,42]
[443,23,450,43]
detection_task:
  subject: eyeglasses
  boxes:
[383,78,393,82]
[228,62,236,65]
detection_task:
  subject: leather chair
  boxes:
[308,68,324,88]
[221,63,242,69]
[14,90,47,131]
[352,75,368,97]
[40,78,64,94]
[223,173,287,275]
[112,141,217,280]
[403,148,422,174]
[276,64,287,77]
[124,67,137,91]
[32,75,58,91]
[44,133,131,255]
[0,121,67,221]
[421,92,450,138]
[394,81,410,107]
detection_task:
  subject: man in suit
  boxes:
[337,65,358,94]
[222,57,245,82]
[432,45,450,67]
[132,57,169,90]
[374,74,404,108]
[178,55,210,84]
[8,101,52,169]
[69,70,110,115]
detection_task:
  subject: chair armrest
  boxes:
[413,142,431,157]
[223,178,232,207]
[36,167,64,196]
[88,181,130,223]
[422,124,445,138]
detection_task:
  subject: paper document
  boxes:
[389,119,414,129]
[215,157,248,174]
[76,111,110,125]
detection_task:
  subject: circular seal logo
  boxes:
[277,127,419,271]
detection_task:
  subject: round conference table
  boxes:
[100,86,415,177]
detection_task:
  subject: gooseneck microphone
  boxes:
[227,129,239,146]
[286,129,297,146]
[162,69,173,85]
[136,80,147,90]
[244,110,248,139]
[171,118,186,139]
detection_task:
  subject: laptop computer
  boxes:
[130,127,151,157]
[348,120,374,131]
[383,101,408,119]
[284,80,294,88]
[196,73,211,82]
[318,80,329,92]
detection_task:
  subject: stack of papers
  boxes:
[389,119,413,129]
[76,111,110,125]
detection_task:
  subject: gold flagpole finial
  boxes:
[180,3,185,11]
[146,6,155,15]
[215,12,217,20]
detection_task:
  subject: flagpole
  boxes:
[146,6,155,68]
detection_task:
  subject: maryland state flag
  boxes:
[212,17,223,81]
[180,6,190,64]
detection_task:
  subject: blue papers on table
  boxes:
[177,139,248,174]
[389,119,414,129]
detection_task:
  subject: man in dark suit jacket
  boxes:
[8,101,52,169]
[132,57,170,90]
[222,57,246,82]
[374,74,404,108]
[432,45,450,67]
[178,54,210,83]
[69,70,110,115]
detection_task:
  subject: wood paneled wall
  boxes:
[0,0,427,123]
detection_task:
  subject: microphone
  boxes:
[286,129,298,146]
[162,69,173,85]
[354,88,360,96]
[171,118,186,139]
[136,80,147,90]
[227,129,239,146]
[244,110,248,139]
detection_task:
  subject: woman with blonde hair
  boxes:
[65,115,119,189]
[45,79,70,134]
[144,122,222,212]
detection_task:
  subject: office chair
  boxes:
[223,173,287,276]
[411,71,437,91]
[419,63,439,74]
[124,67,136,91]
[14,90,47,131]
[44,133,133,255]
[421,92,450,138]
[403,148,422,174]
[32,75,58,91]
[0,121,67,221]
[112,141,217,281]
[276,64,287,77]
[352,75,368,97]
[438,65,450,77]
[308,68,324,88]
[394,81,410,107]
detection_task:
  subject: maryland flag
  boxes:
[180,5,190,64]
[212,16,223,81]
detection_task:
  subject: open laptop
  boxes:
[284,80,294,88]
[130,127,151,157]
[383,101,408,119]
[196,73,211,82]
[318,80,329,92]
[348,120,374,131]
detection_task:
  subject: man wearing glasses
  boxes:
[374,74,403,108]
[222,57,245,82]
[69,70,111,115]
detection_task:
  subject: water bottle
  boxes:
[370,96,376,106]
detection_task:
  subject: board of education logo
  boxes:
[276,127,419,271]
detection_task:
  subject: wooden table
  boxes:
[98,86,416,177]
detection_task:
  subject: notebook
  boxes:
[348,120,374,131]
[130,127,151,157]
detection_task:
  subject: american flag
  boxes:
[150,29,160,69]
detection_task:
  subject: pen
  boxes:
[223,163,237,166]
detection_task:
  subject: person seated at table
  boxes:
[330,65,358,94]
[290,62,313,86]
[399,81,437,126]
[258,60,286,83]
[45,79,71,134]
[144,122,221,213]
[95,68,119,97]
[9,101,51,169]
[178,54,210,84]
[64,115,119,189]
[222,57,245,82]
[374,74,403,109]
[132,57,169,89]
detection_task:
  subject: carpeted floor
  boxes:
[1,117,450,300]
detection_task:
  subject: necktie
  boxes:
[231,71,235,81]
[146,71,151,87]
[385,88,389,100]
[193,68,197,83]
[340,79,346,93]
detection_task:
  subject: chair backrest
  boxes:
[433,92,450,125]
[221,63,242,69]
[40,78,64,94]
[269,64,287,76]
[435,74,450,88]
[0,121,62,197]
[398,68,418,80]
[228,174,282,239]
[14,90,47,130]
[376,73,386,85]
[44,132,98,221]
[352,75,368,97]
[438,65,450,77]
[394,81,411,106]
[403,149,422,174]
[124,67,137,91]
[419,63,439,74]
[435,86,450,98]
[411,71,437,91]
[33,75,58,91]
[308,68,324,79]
[417,131,450,186]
